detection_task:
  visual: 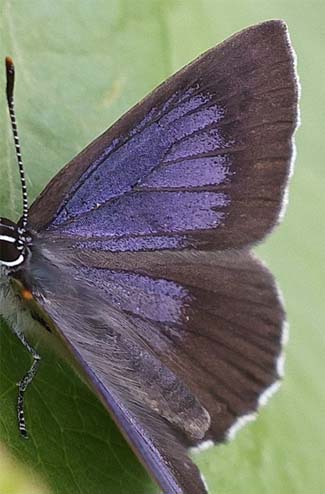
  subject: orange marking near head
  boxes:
[5,56,14,67]
[21,289,33,301]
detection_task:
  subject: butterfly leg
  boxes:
[15,331,41,439]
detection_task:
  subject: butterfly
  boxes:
[0,20,298,494]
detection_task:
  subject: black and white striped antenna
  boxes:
[5,57,29,231]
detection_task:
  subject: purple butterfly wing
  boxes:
[72,249,286,446]
[30,247,285,494]
[29,245,210,494]
[26,20,299,494]
[29,20,298,253]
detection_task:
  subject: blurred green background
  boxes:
[0,1,324,493]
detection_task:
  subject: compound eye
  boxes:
[0,238,24,267]
[0,220,25,268]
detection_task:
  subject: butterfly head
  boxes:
[0,218,31,271]
[1,57,31,274]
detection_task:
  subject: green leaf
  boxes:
[1,1,324,494]
[0,444,50,494]
[0,324,156,494]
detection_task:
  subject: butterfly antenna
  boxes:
[5,56,29,230]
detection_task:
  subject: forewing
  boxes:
[29,20,298,252]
